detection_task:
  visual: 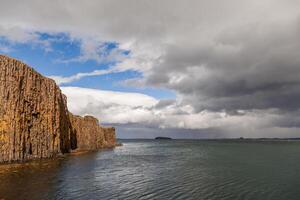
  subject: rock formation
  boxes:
[69,114,116,151]
[0,55,116,163]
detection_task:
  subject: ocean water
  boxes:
[1,139,300,200]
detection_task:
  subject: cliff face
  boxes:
[0,55,116,163]
[69,114,116,151]
[0,55,72,163]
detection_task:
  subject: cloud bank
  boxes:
[1,0,300,138]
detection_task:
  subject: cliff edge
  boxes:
[0,55,116,163]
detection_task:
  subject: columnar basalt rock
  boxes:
[69,114,116,151]
[0,55,72,163]
[0,55,116,163]
[103,127,117,148]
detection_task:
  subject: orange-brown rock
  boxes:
[0,55,116,163]
[103,127,117,148]
[69,114,116,151]
[0,55,72,163]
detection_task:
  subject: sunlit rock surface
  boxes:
[0,55,116,163]
[69,114,116,151]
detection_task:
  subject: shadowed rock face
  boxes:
[0,55,116,163]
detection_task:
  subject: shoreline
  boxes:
[0,145,122,167]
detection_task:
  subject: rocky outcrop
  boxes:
[103,127,117,148]
[0,55,116,163]
[69,114,116,151]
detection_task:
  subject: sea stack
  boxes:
[0,55,116,163]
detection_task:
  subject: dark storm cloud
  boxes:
[1,0,300,136]
[154,99,176,109]
[1,0,299,114]
[145,18,300,113]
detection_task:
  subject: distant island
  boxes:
[155,137,172,140]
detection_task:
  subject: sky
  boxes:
[1,0,300,139]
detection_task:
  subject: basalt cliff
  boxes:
[0,55,116,163]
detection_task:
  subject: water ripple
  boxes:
[1,140,300,200]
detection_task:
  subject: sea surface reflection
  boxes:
[1,139,300,200]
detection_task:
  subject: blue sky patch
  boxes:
[0,32,175,100]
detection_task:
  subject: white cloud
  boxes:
[57,38,128,64]
[0,25,52,51]
[1,0,300,137]
[61,86,300,138]
[0,25,38,43]
[49,68,117,85]
[61,87,158,124]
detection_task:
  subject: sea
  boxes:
[1,139,300,200]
